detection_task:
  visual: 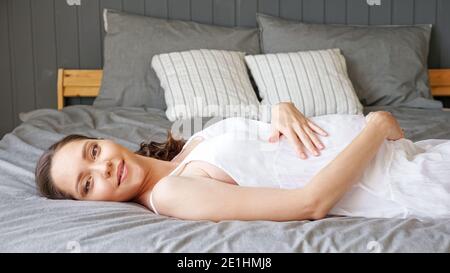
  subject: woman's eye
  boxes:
[84,178,92,194]
[91,144,99,159]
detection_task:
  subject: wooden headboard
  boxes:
[57,69,103,110]
[57,68,450,110]
[429,69,450,97]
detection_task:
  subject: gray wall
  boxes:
[1,0,450,138]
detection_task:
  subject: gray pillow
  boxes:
[256,13,442,109]
[94,9,260,110]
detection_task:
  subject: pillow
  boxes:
[151,49,260,121]
[93,9,260,110]
[256,13,443,109]
[245,49,363,117]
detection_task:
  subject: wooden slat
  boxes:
[429,69,450,86]
[57,69,102,110]
[57,69,64,110]
[63,70,103,87]
[429,69,450,96]
[64,86,101,97]
[431,87,450,96]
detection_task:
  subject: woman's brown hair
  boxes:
[35,131,185,199]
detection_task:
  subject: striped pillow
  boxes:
[244,48,363,118]
[151,49,260,121]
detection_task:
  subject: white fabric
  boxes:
[245,49,363,119]
[149,191,159,215]
[151,49,261,121]
[150,115,450,219]
[388,139,450,219]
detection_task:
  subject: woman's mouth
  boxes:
[117,160,128,186]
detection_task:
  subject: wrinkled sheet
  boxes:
[0,105,449,252]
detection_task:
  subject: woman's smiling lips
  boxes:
[121,161,128,185]
[117,160,128,186]
[117,160,122,186]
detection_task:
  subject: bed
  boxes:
[1,69,450,253]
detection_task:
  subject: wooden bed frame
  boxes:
[57,68,450,110]
[57,69,103,110]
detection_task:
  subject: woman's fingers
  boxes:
[269,116,327,158]
[304,126,324,151]
[307,120,328,136]
[294,125,319,157]
[285,128,307,159]
[268,129,281,143]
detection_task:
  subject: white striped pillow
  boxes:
[151,49,260,121]
[244,48,363,118]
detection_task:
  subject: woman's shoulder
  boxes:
[148,174,205,215]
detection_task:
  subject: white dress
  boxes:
[150,115,450,220]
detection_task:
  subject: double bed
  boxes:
[2,5,450,252]
[0,69,450,252]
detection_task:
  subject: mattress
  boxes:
[0,105,449,252]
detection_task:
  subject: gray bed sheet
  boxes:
[1,105,449,253]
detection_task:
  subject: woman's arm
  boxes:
[151,175,318,222]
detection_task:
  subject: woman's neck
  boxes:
[132,155,179,204]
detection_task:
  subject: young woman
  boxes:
[35,102,450,222]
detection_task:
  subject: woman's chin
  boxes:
[118,180,143,201]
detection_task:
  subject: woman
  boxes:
[35,102,450,222]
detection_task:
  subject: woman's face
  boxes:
[51,139,147,202]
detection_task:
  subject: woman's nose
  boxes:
[105,161,113,178]
[92,160,113,178]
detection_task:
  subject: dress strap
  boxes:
[149,191,159,215]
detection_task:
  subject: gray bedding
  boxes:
[1,105,450,252]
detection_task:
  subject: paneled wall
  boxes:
[1,0,450,138]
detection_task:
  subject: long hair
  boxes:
[35,131,185,199]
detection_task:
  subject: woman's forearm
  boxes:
[302,121,388,219]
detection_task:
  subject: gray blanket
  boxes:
[1,105,450,252]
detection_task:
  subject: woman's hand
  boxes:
[365,111,404,141]
[269,102,328,159]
